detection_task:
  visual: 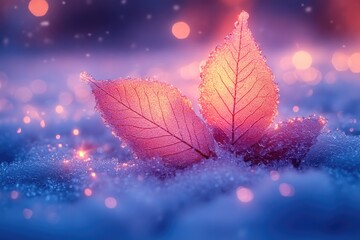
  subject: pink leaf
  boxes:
[199,11,279,152]
[244,116,327,167]
[81,72,215,167]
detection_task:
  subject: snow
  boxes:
[1,120,360,239]
[1,50,360,239]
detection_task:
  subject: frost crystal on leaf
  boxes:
[199,11,279,152]
[81,72,215,167]
[244,116,327,167]
[82,12,327,168]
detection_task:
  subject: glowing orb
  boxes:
[270,170,280,181]
[77,150,86,158]
[10,191,19,200]
[73,128,80,136]
[104,197,117,208]
[236,187,254,203]
[28,0,49,17]
[331,51,349,71]
[172,21,190,39]
[292,51,312,70]
[40,120,46,128]
[23,116,31,124]
[348,52,360,73]
[292,105,300,113]
[84,188,93,197]
[55,105,64,114]
[279,183,295,197]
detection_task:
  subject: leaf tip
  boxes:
[80,71,95,84]
[237,11,249,23]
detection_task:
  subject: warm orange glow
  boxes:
[77,150,86,158]
[172,21,190,39]
[319,116,327,125]
[331,51,349,71]
[73,129,80,136]
[28,0,49,17]
[84,188,93,197]
[292,51,312,70]
[23,116,31,124]
[348,52,360,73]
[236,187,254,203]
[55,105,64,114]
[298,67,322,84]
[90,172,96,178]
[179,62,199,80]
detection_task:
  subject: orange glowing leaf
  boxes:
[81,72,215,167]
[199,11,279,152]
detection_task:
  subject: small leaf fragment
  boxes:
[244,116,327,167]
[199,11,279,152]
[81,72,215,167]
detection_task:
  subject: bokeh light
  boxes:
[73,129,80,136]
[55,105,64,114]
[298,67,322,84]
[292,105,300,113]
[77,150,86,158]
[279,183,295,197]
[104,197,117,208]
[40,120,46,128]
[270,170,280,181]
[10,191,19,200]
[348,52,360,73]
[84,188,92,197]
[236,187,254,203]
[292,51,312,70]
[23,208,33,219]
[172,21,190,39]
[331,51,349,71]
[23,116,31,124]
[28,0,49,17]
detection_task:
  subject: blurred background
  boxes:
[1,0,360,134]
[1,2,360,239]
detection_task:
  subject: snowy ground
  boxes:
[1,48,360,239]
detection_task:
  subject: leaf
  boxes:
[81,72,215,167]
[199,11,279,152]
[243,116,327,167]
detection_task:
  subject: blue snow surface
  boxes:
[1,50,360,240]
